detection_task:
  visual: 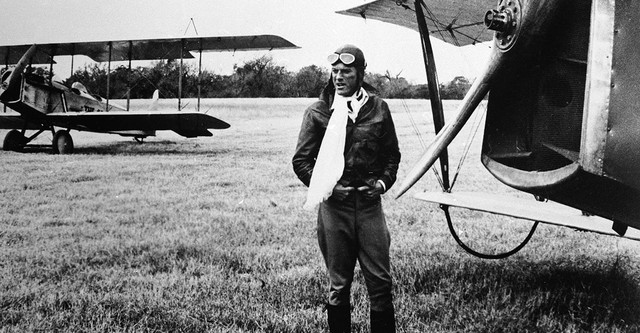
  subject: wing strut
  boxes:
[178,38,185,111]
[414,0,450,191]
[106,42,112,111]
[48,45,56,84]
[198,38,203,111]
[127,41,133,111]
[3,47,7,113]
[69,44,75,78]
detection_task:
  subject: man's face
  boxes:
[332,63,360,96]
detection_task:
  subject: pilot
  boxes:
[292,44,401,332]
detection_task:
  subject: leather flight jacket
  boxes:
[293,84,401,192]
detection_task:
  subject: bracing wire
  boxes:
[105,18,202,102]
[449,103,486,189]
[184,18,199,36]
[421,3,450,45]
[402,99,426,149]
[400,98,445,190]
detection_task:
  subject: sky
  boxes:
[0,0,491,84]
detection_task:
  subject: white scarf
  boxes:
[303,88,369,210]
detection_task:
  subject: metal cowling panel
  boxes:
[605,0,640,191]
[580,0,614,176]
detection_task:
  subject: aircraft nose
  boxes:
[0,44,37,101]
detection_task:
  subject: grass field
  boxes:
[1,98,639,332]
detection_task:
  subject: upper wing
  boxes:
[0,35,299,64]
[337,0,495,46]
[44,112,230,138]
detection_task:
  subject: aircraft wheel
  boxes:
[3,129,26,152]
[52,130,74,154]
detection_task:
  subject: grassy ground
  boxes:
[1,98,639,332]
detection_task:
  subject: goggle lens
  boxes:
[328,53,356,65]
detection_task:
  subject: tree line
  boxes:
[62,55,472,100]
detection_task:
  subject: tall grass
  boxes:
[1,99,639,332]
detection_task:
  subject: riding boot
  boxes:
[370,306,395,333]
[327,304,351,333]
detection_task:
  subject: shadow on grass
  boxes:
[20,140,231,156]
[403,254,640,331]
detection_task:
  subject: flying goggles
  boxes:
[328,53,357,65]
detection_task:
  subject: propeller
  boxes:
[394,0,566,199]
[0,44,37,101]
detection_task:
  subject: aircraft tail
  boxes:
[148,90,159,111]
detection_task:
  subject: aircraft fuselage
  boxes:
[17,74,125,116]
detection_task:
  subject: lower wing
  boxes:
[0,114,41,129]
[0,112,230,138]
[414,191,640,241]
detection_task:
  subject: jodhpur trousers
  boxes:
[317,193,393,312]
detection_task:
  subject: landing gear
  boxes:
[2,129,26,152]
[2,127,75,154]
[52,130,74,154]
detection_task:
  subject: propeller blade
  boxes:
[394,0,567,199]
[0,44,37,101]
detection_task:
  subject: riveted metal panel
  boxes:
[605,0,640,190]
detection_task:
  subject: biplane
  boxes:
[0,35,297,154]
[339,0,640,257]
